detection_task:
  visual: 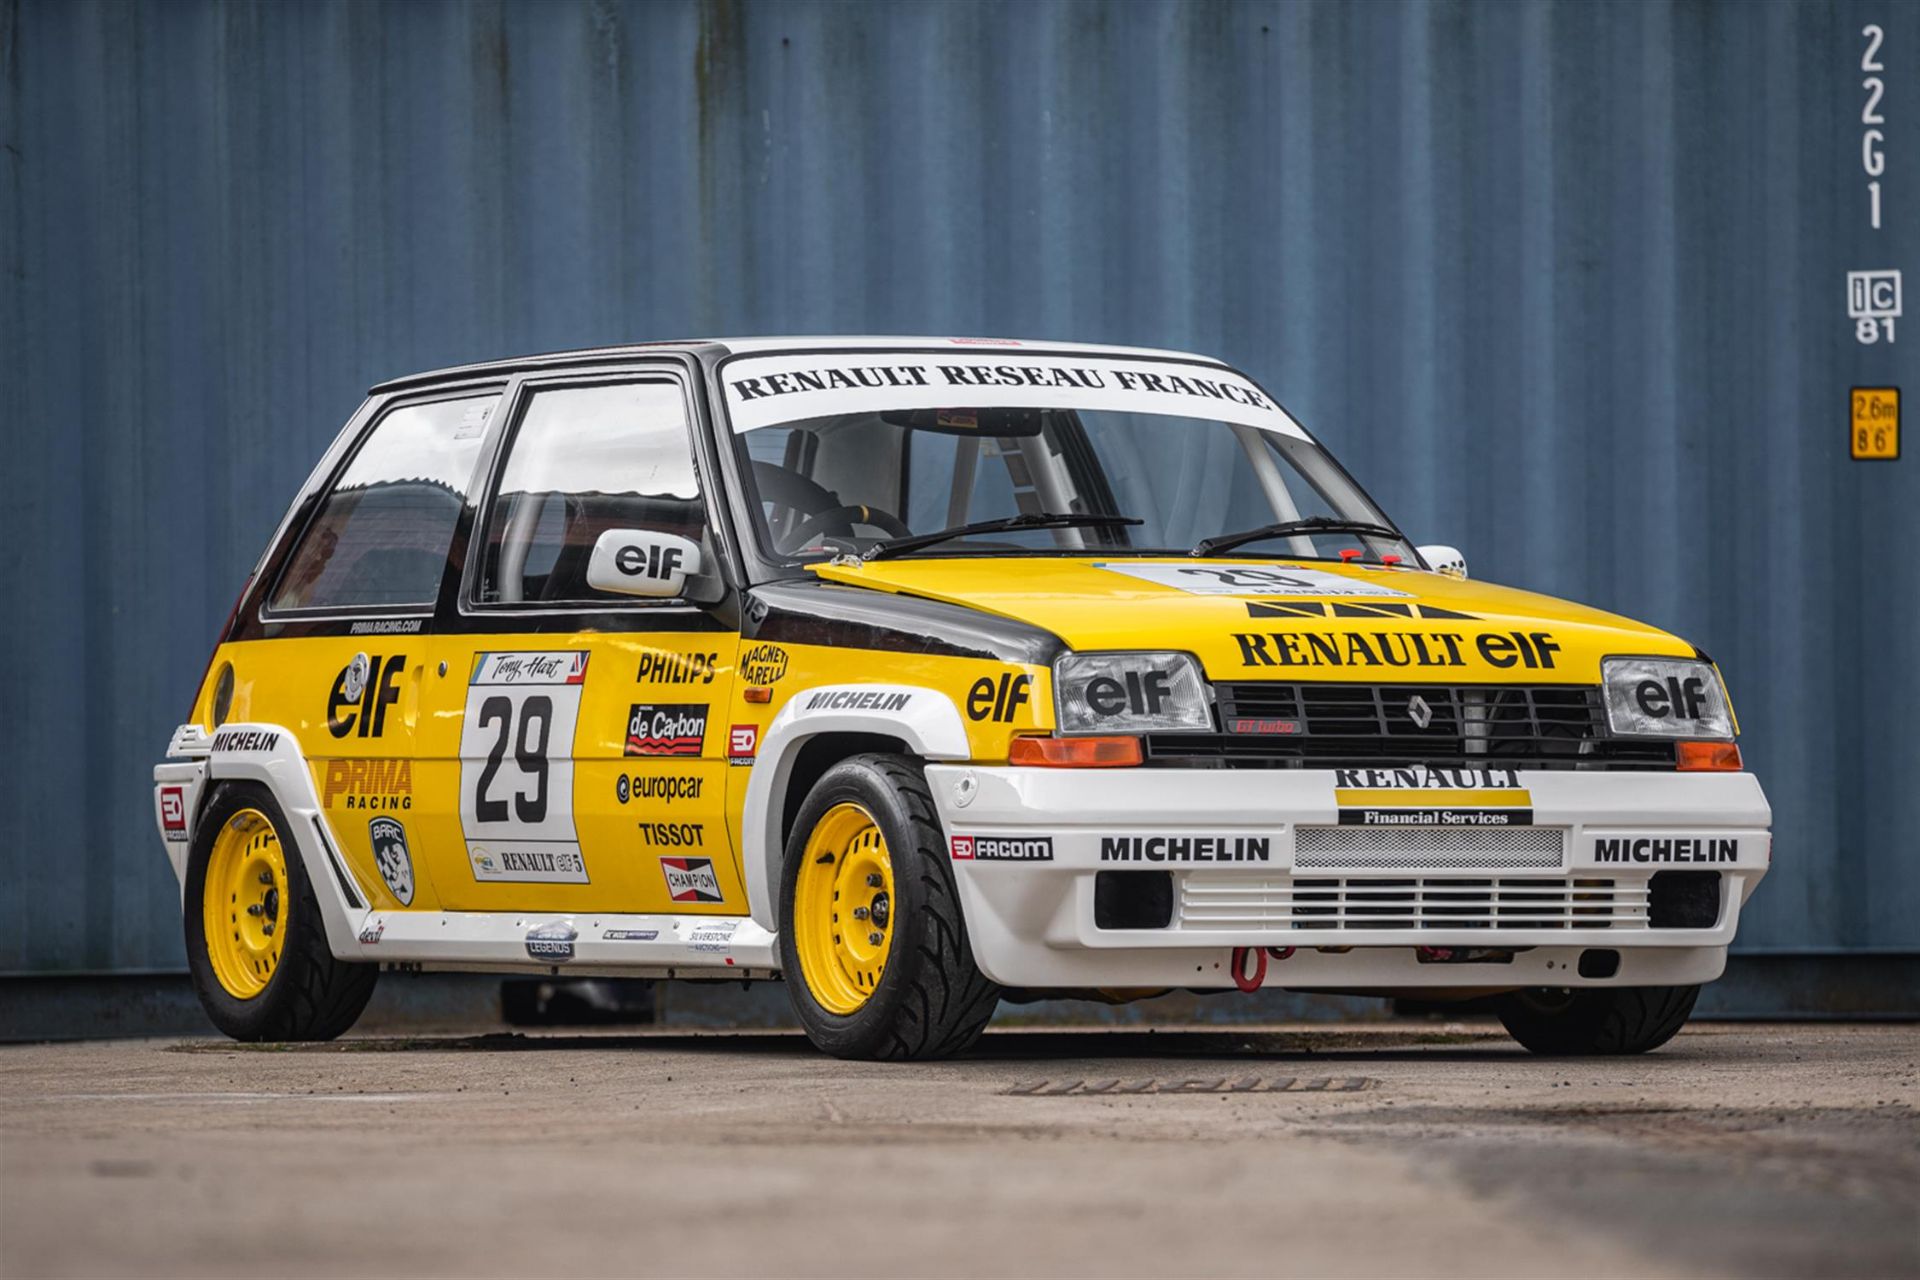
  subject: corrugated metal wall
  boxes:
[2,0,1914,974]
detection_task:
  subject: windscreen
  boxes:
[721,350,1411,564]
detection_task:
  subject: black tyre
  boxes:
[184,781,377,1041]
[777,753,1001,1060]
[1496,984,1700,1055]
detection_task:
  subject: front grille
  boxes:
[1294,826,1565,870]
[1180,873,1647,931]
[1145,683,1675,770]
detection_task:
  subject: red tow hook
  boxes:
[1232,946,1296,992]
[1230,947,1265,992]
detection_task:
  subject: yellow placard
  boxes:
[1851,387,1900,461]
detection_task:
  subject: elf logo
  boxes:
[660,856,724,903]
[1086,670,1171,717]
[967,672,1033,722]
[328,653,406,739]
[1635,675,1710,720]
[616,541,685,581]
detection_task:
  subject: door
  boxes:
[417,372,744,916]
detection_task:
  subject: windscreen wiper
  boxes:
[863,512,1143,561]
[1191,516,1402,558]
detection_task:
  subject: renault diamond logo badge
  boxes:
[1406,694,1435,729]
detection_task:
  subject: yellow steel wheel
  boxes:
[792,802,896,1015]
[201,807,288,1000]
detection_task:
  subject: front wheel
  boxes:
[184,782,377,1041]
[778,754,1001,1060]
[1495,984,1700,1055]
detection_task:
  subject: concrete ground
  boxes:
[0,1022,1913,1279]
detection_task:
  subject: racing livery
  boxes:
[155,337,1770,1058]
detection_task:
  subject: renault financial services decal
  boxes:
[1097,562,1412,599]
[1333,766,1533,827]
[721,352,1307,437]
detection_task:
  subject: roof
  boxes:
[368,336,1228,395]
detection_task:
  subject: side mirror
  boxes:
[1418,544,1467,580]
[587,529,704,599]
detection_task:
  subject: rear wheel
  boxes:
[1496,984,1700,1055]
[778,754,1001,1060]
[185,782,377,1041]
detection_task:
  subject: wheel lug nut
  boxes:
[262,922,275,936]
[852,906,869,920]
[258,871,273,885]
[866,874,882,887]
[868,931,883,946]
[247,904,263,916]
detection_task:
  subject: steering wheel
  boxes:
[752,461,910,553]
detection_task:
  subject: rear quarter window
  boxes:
[270,393,496,612]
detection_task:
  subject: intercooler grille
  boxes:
[1179,873,1648,931]
[1293,825,1565,870]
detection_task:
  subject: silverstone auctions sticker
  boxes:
[721,352,1307,437]
[1097,562,1412,599]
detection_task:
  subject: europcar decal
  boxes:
[1333,766,1534,828]
[1097,563,1412,599]
[459,650,589,883]
[722,352,1306,437]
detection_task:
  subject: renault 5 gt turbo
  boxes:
[154,337,1769,1059]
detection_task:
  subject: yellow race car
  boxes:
[154,337,1769,1058]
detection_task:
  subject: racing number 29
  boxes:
[474,695,551,823]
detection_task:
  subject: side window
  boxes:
[477,380,703,604]
[270,394,496,612]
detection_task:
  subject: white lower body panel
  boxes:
[928,764,1770,992]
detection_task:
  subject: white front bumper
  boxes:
[927,765,1770,991]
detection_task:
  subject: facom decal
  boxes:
[618,774,704,805]
[327,653,406,738]
[1099,836,1270,863]
[158,785,188,838]
[805,689,912,712]
[367,816,415,906]
[661,856,724,904]
[1099,563,1411,599]
[636,821,704,849]
[322,758,413,810]
[1333,766,1534,828]
[1593,837,1739,864]
[966,672,1033,723]
[469,844,589,884]
[212,728,280,753]
[525,922,577,962]
[1233,630,1562,671]
[738,643,790,685]
[727,724,759,764]
[626,704,708,757]
[635,650,718,685]
[951,835,1054,862]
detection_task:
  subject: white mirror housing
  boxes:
[1418,544,1467,580]
[587,529,704,599]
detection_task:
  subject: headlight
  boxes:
[1601,657,1734,739]
[1054,652,1212,735]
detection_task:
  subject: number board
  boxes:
[459,651,590,884]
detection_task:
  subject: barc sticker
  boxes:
[367,816,415,906]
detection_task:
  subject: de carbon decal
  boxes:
[367,816,415,906]
[626,704,708,757]
[1233,629,1563,671]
